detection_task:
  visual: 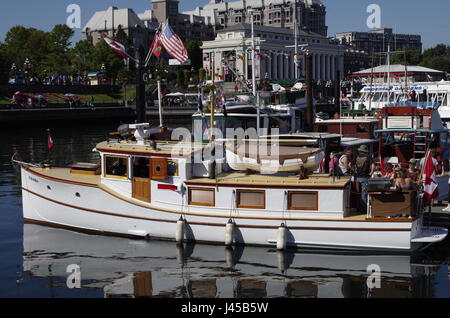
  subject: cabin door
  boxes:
[132,157,151,203]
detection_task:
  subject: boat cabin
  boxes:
[91,124,419,222]
[375,106,450,167]
[314,118,380,139]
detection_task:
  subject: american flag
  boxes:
[160,23,189,63]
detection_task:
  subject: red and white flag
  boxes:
[47,131,54,151]
[102,35,130,61]
[159,22,188,64]
[423,149,439,203]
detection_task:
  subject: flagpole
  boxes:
[210,54,215,143]
[157,79,163,128]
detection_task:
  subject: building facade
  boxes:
[184,0,328,37]
[82,2,216,51]
[202,23,344,83]
[335,28,422,57]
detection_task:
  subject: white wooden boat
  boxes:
[19,123,448,252]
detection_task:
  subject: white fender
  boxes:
[276,223,288,250]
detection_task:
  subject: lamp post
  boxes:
[10,63,17,77]
[100,63,107,85]
[23,58,32,84]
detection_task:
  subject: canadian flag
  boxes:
[102,35,130,61]
[423,149,439,204]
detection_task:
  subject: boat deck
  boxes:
[25,166,101,187]
[186,172,352,188]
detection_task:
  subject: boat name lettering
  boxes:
[28,176,39,183]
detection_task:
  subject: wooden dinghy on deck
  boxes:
[225,140,324,173]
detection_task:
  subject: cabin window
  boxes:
[188,187,215,206]
[288,191,318,211]
[168,159,179,177]
[104,155,128,179]
[237,190,265,209]
[133,157,150,179]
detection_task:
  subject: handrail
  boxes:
[11,152,43,168]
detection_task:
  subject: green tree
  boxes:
[41,24,74,75]
[176,69,185,88]
[421,44,450,73]
[186,40,203,71]
[199,68,206,83]
[91,39,125,83]
[2,26,33,66]
[391,48,422,66]
[70,40,95,76]
[0,43,10,84]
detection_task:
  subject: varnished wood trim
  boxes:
[236,189,266,210]
[185,181,349,190]
[23,167,415,224]
[288,191,319,211]
[188,187,215,207]
[97,147,190,158]
[104,155,129,180]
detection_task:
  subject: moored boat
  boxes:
[20,122,448,252]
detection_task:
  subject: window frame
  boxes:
[287,191,319,211]
[236,189,266,209]
[188,187,215,207]
[104,155,129,180]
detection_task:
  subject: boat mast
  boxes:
[210,54,215,142]
[249,9,260,137]
[294,0,299,79]
[387,43,391,102]
[157,79,163,128]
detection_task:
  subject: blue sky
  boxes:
[0,0,448,49]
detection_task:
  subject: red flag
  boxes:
[423,149,439,204]
[47,131,54,151]
[150,31,163,58]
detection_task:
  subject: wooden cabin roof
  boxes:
[95,141,205,158]
[186,172,351,189]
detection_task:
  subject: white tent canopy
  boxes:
[353,64,445,76]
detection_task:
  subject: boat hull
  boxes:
[21,167,446,252]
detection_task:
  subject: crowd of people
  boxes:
[41,75,92,86]
[10,75,95,86]
[320,145,434,213]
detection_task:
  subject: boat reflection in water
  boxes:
[23,224,450,298]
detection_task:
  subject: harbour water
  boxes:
[2,121,450,298]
